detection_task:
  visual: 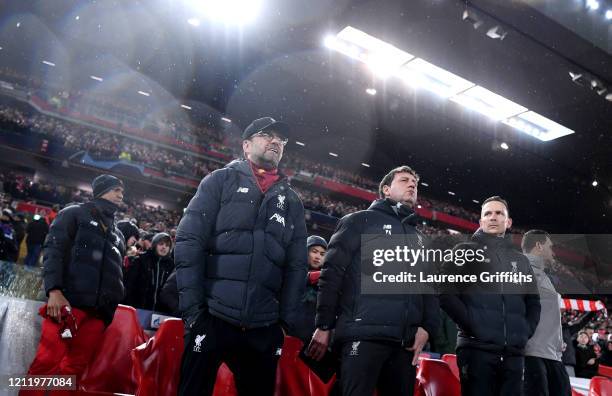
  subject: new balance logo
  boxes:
[275,348,282,356]
[237,187,249,193]
[193,334,206,353]
[90,220,99,227]
[270,213,285,227]
[383,224,392,235]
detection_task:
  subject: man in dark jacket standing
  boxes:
[308,165,439,396]
[440,196,541,396]
[22,174,126,395]
[176,117,307,396]
[124,232,174,313]
[24,214,49,267]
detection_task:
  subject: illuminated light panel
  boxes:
[326,26,414,78]
[398,58,475,97]
[450,86,527,121]
[503,111,574,141]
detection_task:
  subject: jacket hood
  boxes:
[226,159,287,182]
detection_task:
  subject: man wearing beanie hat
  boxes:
[176,116,307,396]
[123,232,175,313]
[22,174,126,391]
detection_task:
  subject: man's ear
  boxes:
[505,217,513,230]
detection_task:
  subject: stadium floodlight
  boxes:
[295,141,305,146]
[185,0,262,25]
[592,180,598,187]
[329,152,338,157]
[586,0,600,10]
[361,163,370,167]
[42,60,56,67]
[450,85,527,121]
[606,10,612,19]
[327,26,414,78]
[503,111,574,141]
[187,18,201,26]
[365,88,377,95]
[180,104,192,110]
[472,199,480,204]
[448,191,456,196]
[221,117,232,123]
[90,75,103,82]
[398,58,475,98]
[500,142,509,150]
[421,182,429,187]
[137,90,150,97]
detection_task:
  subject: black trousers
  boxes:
[456,347,524,396]
[524,356,572,396]
[337,340,415,396]
[178,312,284,396]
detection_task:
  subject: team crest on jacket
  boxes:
[270,213,285,227]
[193,334,206,352]
[349,341,360,356]
[277,194,286,210]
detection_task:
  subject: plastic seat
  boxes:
[441,354,459,381]
[79,305,148,394]
[132,318,184,396]
[599,365,612,378]
[590,375,612,396]
[212,363,238,396]
[274,336,309,396]
[416,358,461,396]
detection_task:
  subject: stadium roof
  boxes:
[0,0,610,232]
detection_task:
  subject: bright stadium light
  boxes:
[42,60,56,67]
[187,18,201,26]
[328,26,414,78]
[329,152,338,157]
[137,90,150,97]
[398,58,475,98]
[185,0,262,25]
[586,0,600,10]
[450,86,527,121]
[295,141,305,146]
[592,180,599,187]
[606,10,612,19]
[500,142,509,150]
[221,117,232,123]
[90,75,103,82]
[180,104,192,110]
[361,163,370,167]
[503,111,575,141]
[365,88,377,95]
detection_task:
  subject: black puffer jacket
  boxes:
[440,229,541,354]
[123,244,174,313]
[175,160,307,330]
[43,198,125,324]
[315,198,439,345]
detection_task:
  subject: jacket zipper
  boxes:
[153,257,161,311]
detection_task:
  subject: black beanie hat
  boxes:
[307,235,328,250]
[117,220,139,242]
[92,174,124,198]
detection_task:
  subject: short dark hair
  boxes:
[521,229,551,253]
[378,165,419,198]
[481,196,509,215]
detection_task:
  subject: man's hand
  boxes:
[307,328,331,361]
[588,358,596,365]
[406,327,429,366]
[47,290,70,322]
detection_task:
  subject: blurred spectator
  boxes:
[575,331,599,378]
[0,208,17,262]
[562,311,595,377]
[123,232,175,313]
[600,340,612,367]
[24,214,49,267]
